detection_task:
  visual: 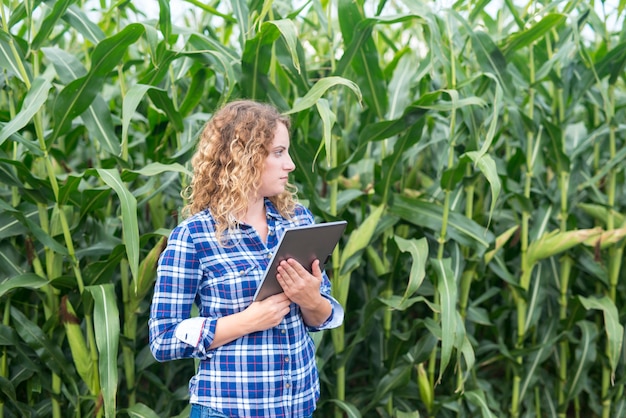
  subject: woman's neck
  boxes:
[243,198,268,242]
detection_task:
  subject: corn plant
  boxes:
[1,0,625,417]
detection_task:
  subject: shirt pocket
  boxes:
[201,261,261,312]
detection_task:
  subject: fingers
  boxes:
[277,258,320,280]
[260,293,291,314]
[311,259,322,277]
[250,294,291,330]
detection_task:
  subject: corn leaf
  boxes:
[86,284,120,418]
[394,236,429,301]
[0,76,52,146]
[97,168,139,282]
[431,257,457,383]
[0,273,48,298]
[579,296,623,380]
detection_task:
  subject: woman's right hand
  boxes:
[245,293,292,332]
[209,293,292,349]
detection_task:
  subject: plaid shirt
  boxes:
[149,199,344,417]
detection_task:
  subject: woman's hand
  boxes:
[276,259,323,309]
[209,293,291,349]
[244,292,292,332]
[276,259,331,327]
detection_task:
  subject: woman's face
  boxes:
[258,122,296,198]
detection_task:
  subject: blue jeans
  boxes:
[189,404,229,418]
[189,403,313,418]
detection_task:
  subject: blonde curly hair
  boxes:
[183,100,297,242]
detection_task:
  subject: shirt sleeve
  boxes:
[305,269,345,332]
[148,224,217,361]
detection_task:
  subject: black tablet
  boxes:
[252,220,347,301]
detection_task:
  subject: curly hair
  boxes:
[182,100,297,242]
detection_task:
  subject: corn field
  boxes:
[1,0,625,417]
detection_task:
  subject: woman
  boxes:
[149,100,344,418]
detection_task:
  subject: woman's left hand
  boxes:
[276,258,324,310]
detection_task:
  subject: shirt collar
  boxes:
[264,198,281,220]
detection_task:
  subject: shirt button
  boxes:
[281,329,286,334]
[285,383,291,388]
[285,357,289,363]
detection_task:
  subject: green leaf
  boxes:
[579,296,623,379]
[0,203,29,239]
[327,399,362,418]
[62,5,106,44]
[0,273,48,298]
[365,365,412,410]
[394,236,429,301]
[596,41,626,85]
[314,98,336,168]
[41,47,87,83]
[80,95,121,155]
[387,53,419,119]
[431,257,457,383]
[187,33,239,63]
[354,96,435,147]
[464,152,501,226]
[86,284,120,418]
[10,307,71,379]
[157,0,171,42]
[52,23,145,139]
[0,248,23,277]
[391,195,494,253]
[0,201,69,255]
[576,144,626,191]
[565,320,598,400]
[285,76,362,115]
[230,0,249,49]
[265,19,301,73]
[464,389,498,418]
[337,0,388,116]
[0,30,30,83]
[501,14,567,57]
[122,84,152,148]
[97,169,139,282]
[578,203,626,227]
[0,76,53,146]
[241,22,280,98]
[336,204,385,309]
[123,84,185,143]
[178,68,208,117]
[125,403,162,418]
[519,315,558,401]
[147,87,185,132]
[183,49,238,104]
[339,204,385,277]
[124,162,193,180]
[31,0,72,50]
[465,28,512,97]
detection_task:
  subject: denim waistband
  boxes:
[189,403,229,418]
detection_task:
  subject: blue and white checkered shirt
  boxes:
[149,199,344,417]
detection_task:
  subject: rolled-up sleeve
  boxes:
[148,225,217,361]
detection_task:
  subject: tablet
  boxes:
[253,220,347,301]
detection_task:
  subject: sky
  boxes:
[85,0,622,39]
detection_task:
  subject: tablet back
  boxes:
[253,220,347,301]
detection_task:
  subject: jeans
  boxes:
[189,404,229,418]
[189,403,313,418]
